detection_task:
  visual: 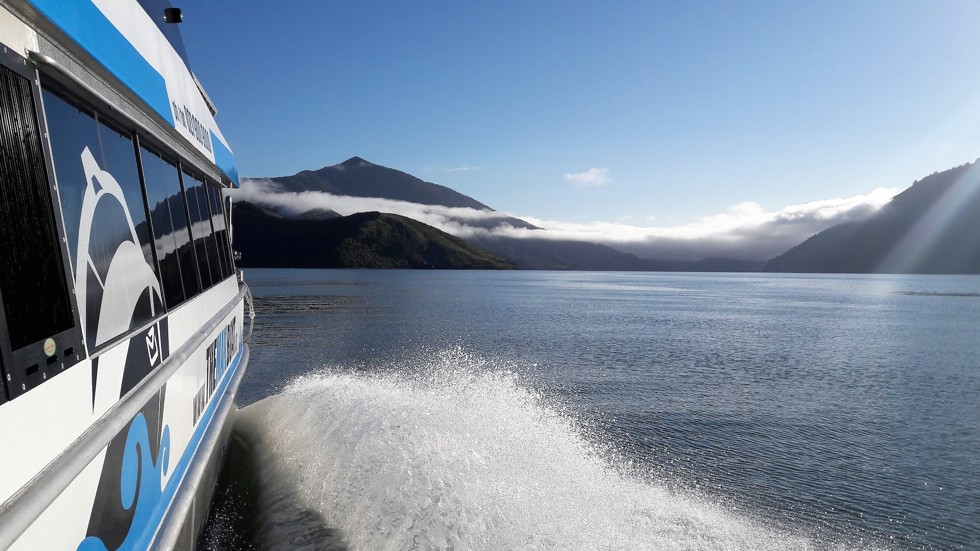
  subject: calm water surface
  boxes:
[211,269,980,550]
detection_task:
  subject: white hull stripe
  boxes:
[27,0,239,185]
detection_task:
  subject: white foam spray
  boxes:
[235,349,861,550]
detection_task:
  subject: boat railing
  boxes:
[0,286,249,549]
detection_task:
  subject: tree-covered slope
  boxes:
[232,201,516,269]
[766,163,980,273]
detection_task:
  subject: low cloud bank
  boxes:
[234,179,897,261]
[234,179,520,235]
[513,190,898,260]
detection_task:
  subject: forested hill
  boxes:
[765,163,980,273]
[232,201,517,269]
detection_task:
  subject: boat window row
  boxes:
[41,84,235,351]
[0,58,236,401]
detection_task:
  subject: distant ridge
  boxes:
[269,156,491,210]
[471,237,765,271]
[765,162,980,273]
[261,157,538,231]
[470,237,652,271]
[233,201,516,269]
[234,154,980,272]
[292,207,342,220]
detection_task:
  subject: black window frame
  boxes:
[0,51,86,401]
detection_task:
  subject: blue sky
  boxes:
[181,1,980,250]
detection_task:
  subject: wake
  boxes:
[229,349,875,551]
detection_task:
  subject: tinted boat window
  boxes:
[94,120,160,333]
[142,147,199,305]
[206,184,233,278]
[41,89,98,266]
[100,122,157,273]
[43,89,161,346]
[140,147,183,307]
[203,182,230,279]
[182,171,218,288]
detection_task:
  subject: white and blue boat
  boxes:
[0,0,249,548]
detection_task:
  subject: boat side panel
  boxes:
[0,361,96,499]
[0,2,246,548]
[6,450,106,551]
[8,293,245,550]
[27,0,170,122]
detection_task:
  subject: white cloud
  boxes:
[445,164,486,173]
[232,178,898,261]
[564,167,610,186]
[233,179,519,236]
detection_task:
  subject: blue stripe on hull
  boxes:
[210,131,239,186]
[78,337,245,550]
[28,0,173,125]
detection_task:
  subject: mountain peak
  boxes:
[340,156,371,168]
[272,157,496,211]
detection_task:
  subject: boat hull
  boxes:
[0,1,247,548]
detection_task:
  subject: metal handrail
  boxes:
[0,286,247,549]
[150,345,249,550]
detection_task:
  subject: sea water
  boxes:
[202,270,980,550]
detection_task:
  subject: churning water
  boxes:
[203,270,980,550]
